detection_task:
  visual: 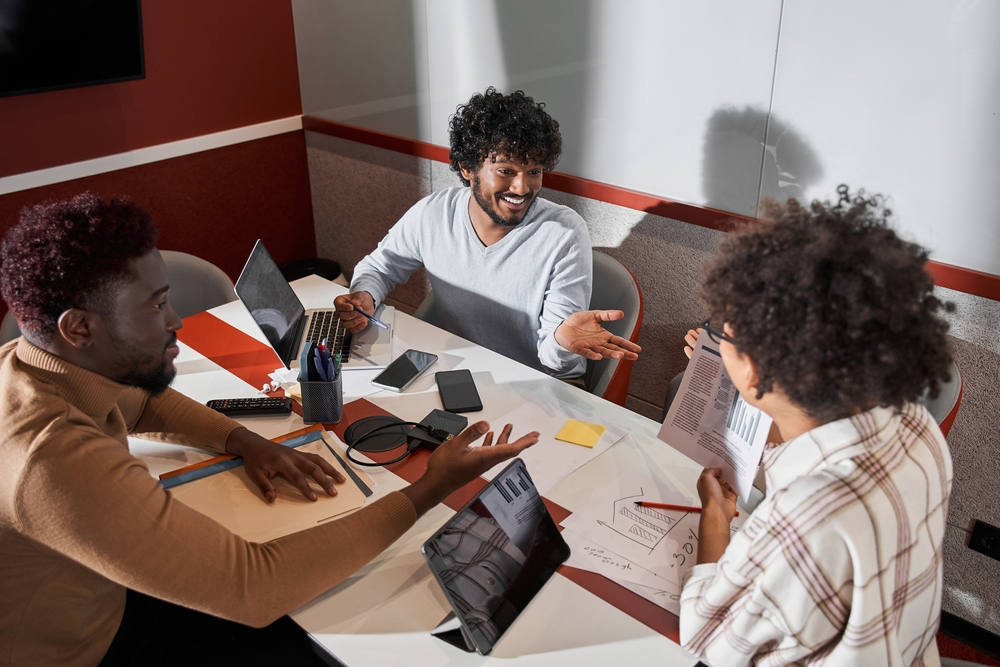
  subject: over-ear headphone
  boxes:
[343,416,454,467]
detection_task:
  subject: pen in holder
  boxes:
[299,373,343,424]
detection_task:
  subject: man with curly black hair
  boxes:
[0,194,537,666]
[678,187,954,665]
[335,87,639,378]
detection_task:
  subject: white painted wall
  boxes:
[291,0,1000,275]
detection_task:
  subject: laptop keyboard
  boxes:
[305,310,352,360]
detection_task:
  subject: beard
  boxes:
[471,176,534,228]
[110,332,178,396]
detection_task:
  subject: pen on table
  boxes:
[353,307,388,329]
[634,501,739,517]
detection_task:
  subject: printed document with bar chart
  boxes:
[656,329,772,502]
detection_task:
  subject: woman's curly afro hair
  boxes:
[449,87,562,186]
[700,185,953,423]
[1,193,158,338]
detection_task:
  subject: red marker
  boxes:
[634,501,738,517]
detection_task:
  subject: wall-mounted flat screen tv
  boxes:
[0,0,144,98]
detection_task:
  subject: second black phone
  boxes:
[435,369,483,413]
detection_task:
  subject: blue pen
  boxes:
[353,307,389,330]
[313,347,329,381]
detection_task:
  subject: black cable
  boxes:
[345,421,446,467]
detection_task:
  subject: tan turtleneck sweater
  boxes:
[0,339,417,667]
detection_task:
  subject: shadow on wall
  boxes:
[702,106,824,217]
[492,0,595,177]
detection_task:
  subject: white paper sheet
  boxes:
[656,329,772,503]
[560,471,703,585]
[562,528,671,591]
[479,400,629,494]
[559,471,747,615]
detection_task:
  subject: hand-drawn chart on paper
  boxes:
[561,471,697,585]
[561,471,744,588]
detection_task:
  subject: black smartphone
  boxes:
[435,369,483,413]
[371,349,438,392]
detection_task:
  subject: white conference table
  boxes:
[132,275,702,666]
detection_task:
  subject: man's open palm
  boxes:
[555,310,641,361]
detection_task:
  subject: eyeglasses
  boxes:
[701,321,736,345]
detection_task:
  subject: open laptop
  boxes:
[234,240,395,371]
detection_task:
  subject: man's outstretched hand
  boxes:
[401,422,538,516]
[555,310,641,361]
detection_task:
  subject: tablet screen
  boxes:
[421,459,570,655]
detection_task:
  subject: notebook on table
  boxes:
[234,240,395,371]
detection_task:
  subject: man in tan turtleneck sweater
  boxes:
[0,194,537,667]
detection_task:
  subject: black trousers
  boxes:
[98,590,338,667]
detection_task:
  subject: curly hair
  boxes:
[700,185,953,423]
[449,87,562,186]
[1,193,158,338]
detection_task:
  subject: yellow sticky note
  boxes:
[554,419,607,448]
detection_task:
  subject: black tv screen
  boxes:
[0,0,144,98]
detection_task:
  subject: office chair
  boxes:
[412,251,644,406]
[160,250,237,319]
[581,251,643,406]
[919,359,963,437]
[0,312,20,346]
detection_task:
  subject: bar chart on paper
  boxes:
[726,393,763,446]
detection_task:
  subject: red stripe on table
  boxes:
[177,311,283,391]
[179,310,679,641]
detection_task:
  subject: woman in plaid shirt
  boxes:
[680,187,954,666]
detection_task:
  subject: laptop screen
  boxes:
[234,240,305,364]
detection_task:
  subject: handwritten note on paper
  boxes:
[554,419,607,448]
[561,471,745,587]
[562,527,670,589]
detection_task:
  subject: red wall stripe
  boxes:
[303,116,1000,303]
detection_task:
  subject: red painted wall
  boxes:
[0,132,317,323]
[0,0,303,178]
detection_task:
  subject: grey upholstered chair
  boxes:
[0,312,20,346]
[580,251,643,406]
[160,250,237,320]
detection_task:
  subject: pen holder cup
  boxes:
[300,375,343,424]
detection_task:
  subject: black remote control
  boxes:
[206,397,293,416]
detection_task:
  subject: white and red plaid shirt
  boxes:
[681,403,951,666]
